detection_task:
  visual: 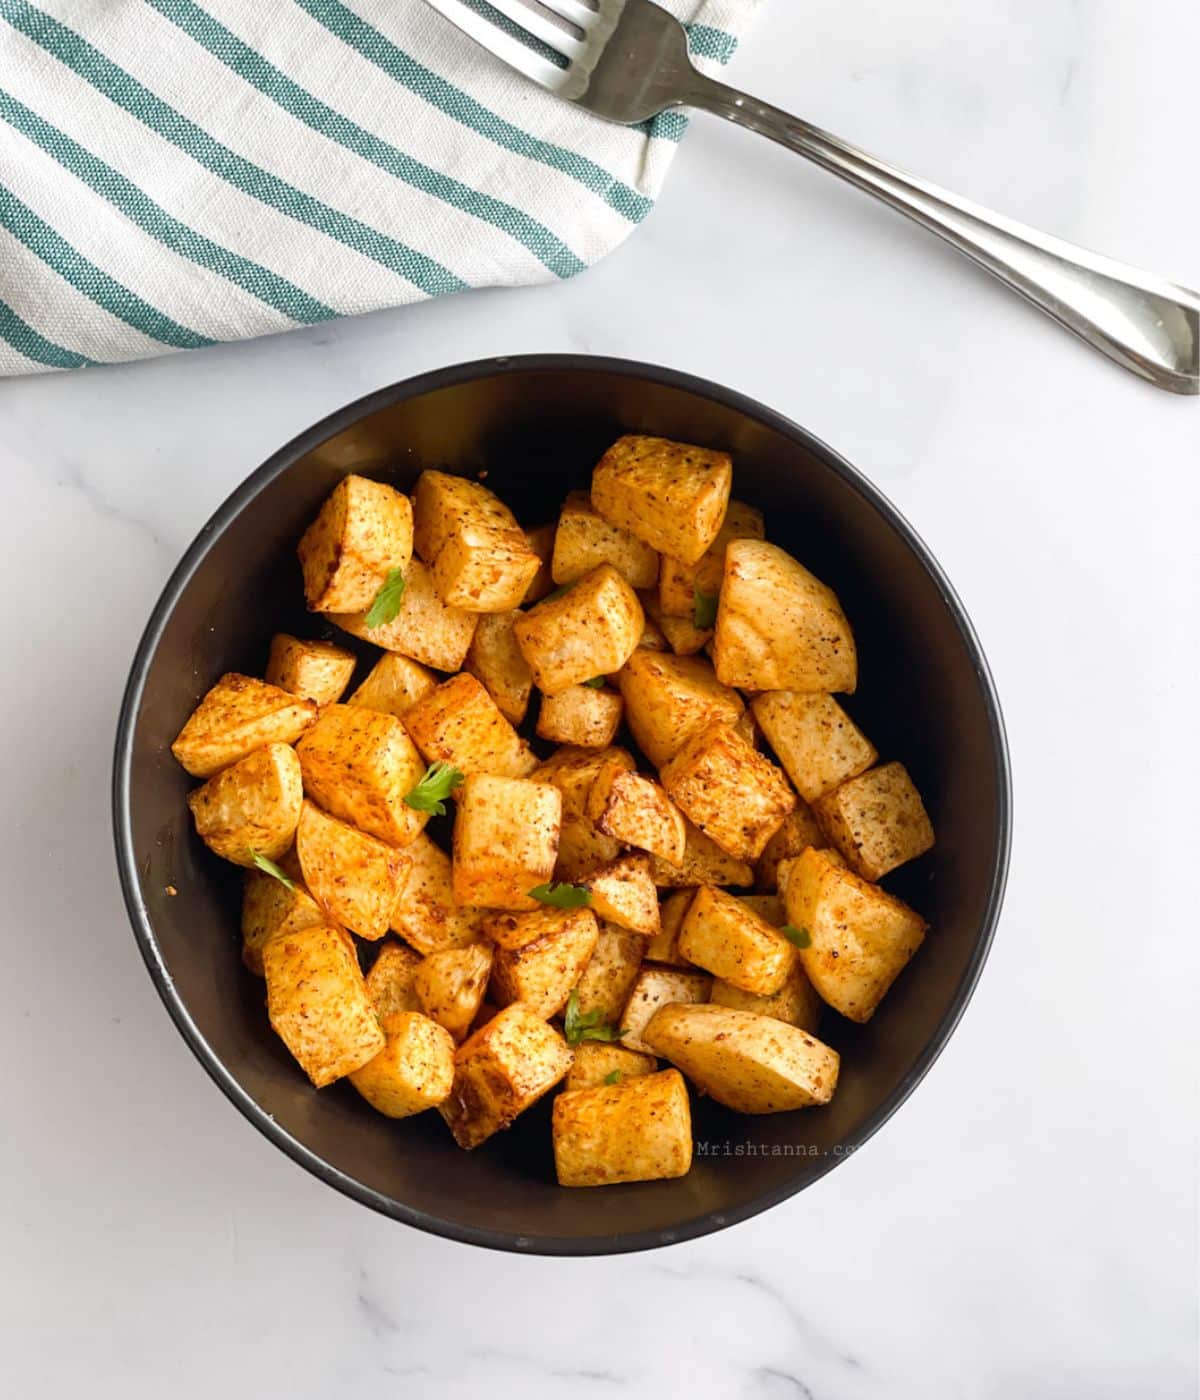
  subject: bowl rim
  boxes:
[112,353,1012,1255]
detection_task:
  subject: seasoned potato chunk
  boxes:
[591,435,732,565]
[171,672,316,778]
[439,1003,573,1149]
[637,612,670,652]
[241,867,324,976]
[713,539,857,694]
[644,1003,839,1113]
[466,610,533,725]
[615,651,743,767]
[653,607,712,657]
[346,652,437,718]
[780,847,927,1022]
[661,721,796,862]
[619,966,711,1055]
[584,854,660,935]
[389,832,485,954]
[647,818,754,889]
[297,474,413,613]
[349,1010,455,1118]
[710,960,823,1033]
[451,774,561,910]
[414,943,494,1041]
[365,941,424,1017]
[740,893,786,925]
[296,705,427,848]
[514,564,644,696]
[403,673,536,781]
[754,805,827,891]
[187,742,303,866]
[659,499,764,617]
[564,1041,658,1092]
[295,799,409,940]
[521,523,556,604]
[489,908,600,1019]
[265,634,356,707]
[678,886,796,995]
[551,491,659,590]
[264,923,384,1087]
[752,691,877,803]
[813,762,935,880]
[328,558,478,672]
[586,765,686,865]
[572,923,646,1024]
[531,746,633,882]
[643,889,695,966]
[553,1069,692,1187]
[536,684,624,749]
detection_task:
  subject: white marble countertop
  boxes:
[2,2,1197,1395]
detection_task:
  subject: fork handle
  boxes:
[685,77,1199,395]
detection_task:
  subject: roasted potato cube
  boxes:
[591,435,732,565]
[295,799,409,940]
[678,886,795,996]
[644,1003,839,1113]
[661,721,796,862]
[187,742,303,866]
[740,893,786,925]
[346,652,437,718]
[241,867,324,976]
[657,611,712,657]
[296,704,427,848]
[390,833,485,953]
[439,1003,573,1149]
[265,634,356,707]
[553,1069,692,1187]
[780,847,927,1022]
[514,564,644,696]
[713,539,857,693]
[451,774,561,910]
[647,818,754,889]
[264,922,384,1087]
[328,558,478,672]
[531,746,634,882]
[643,889,695,966]
[536,684,624,749]
[752,692,877,803]
[365,941,424,1017]
[615,651,743,767]
[659,499,764,617]
[754,805,827,892]
[586,766,686,865]
[489,908,600,1019]
[171,672,316,778]
[637,612,670,652]
[584,854,660,936]
[619,966,711,1054]
[813,762,935,880]
[572,923,646,1023]
[414,943,494,1041]
[297,474,413,613]
[466,610,534,725]
[551,490,659,590]
[349,1010,455,1118]
[564,1041,658,1092]
[403,673,536,781]
[710,960,823,1033]
[521,523,556,604]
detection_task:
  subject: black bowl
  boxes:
[113,355,1010,1254]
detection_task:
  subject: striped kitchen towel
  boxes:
[0,0,762,376]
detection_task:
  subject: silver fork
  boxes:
[422,0,1198,395]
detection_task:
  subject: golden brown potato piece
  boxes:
[678,886,796,996]
[740,893,786,925]
[514,564,644,696]
[187,742,303,866]
[780,847,927,1023]
[713,539,857,694]
[754,805,827,892]
[265,634,357,707]
[644,1003,838,1113]
[661,721,796,863]
[365,941,424,1017]
[345,652,437,718]
[264,922,385,1087]
[552,491,660,590]
[241,867,324,976]
[615,651,743,768]
[295,799,409,940]
[414,943,494,1041]
[564,1041,658,1092]
[521,523,556,604]
[390,833,485,954]
[403,673,536,781]
[591,435,732,565]
[553,1069,692,1187]
[813,762,935,880]
[646,818,754,889]
[297,474,413,614]
[451,774,562,910]
[619,966,711,1054]
[439,1002,573,1149]
[328,558,478,672]
[655,610,712,657]
[531,746,634,882]
[465,610,534,725]
[637,612,670,652]
[349,1011,455,1118]
[658,499,764,617]
[489,907,600,1019]
[584,854,660,936]
[171,672,317,778]
[752,691,877,803]
[572,923,646,1024]
[536,684,624,749]
[296,704,427,848]
[643,889,695,966]
[586,765,686,865]
[710,960,823,1033]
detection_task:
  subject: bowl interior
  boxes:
[116,360,1008,1253]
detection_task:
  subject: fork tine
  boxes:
[538,0,601,28]
[420,0,572,88]
[476,0,587,57]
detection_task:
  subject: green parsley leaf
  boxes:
[582,676,606,689]
[403,761,465,816]
[528,881,592,909]
[251,853,295,890]
[603,1069,623,1086]
[781,924,812,949]
[693,589,719,630]
[563,988,624,1047]
[364,567,407,629]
